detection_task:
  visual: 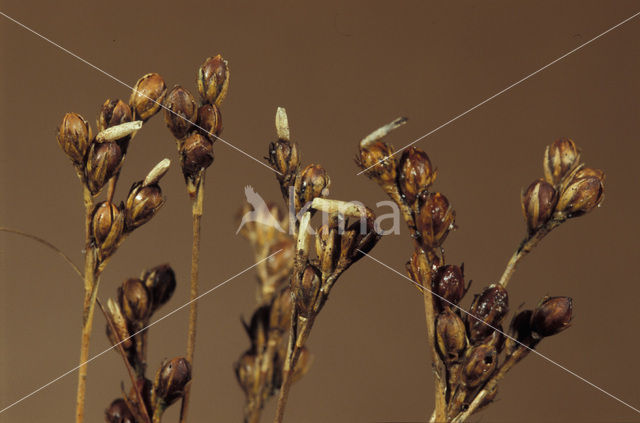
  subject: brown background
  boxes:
[1,1,640,422]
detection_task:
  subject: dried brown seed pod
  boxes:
[105,398,135,423]
[356,141,397,186]
[467,284,509,344]
[91,201,124,259]
[153,357,192,407]
[397,147,437,206]
[196,103,222,141]
[141,264,176,312]
[268,139,301,192]
[124,182,164,232]
[316,225,339,276]
[543,138,581,186]
[436,308,467,362]
[530,296,573,338]
[269,287,293,334]
[197,54,230,107]
[85,141,123,195]
[293,164,330,214]
[234,351,258,396]
[415,191,455,250]
[244,306,270,352]
[105,298,133,351]
[406,248,431,290]
[180,132,214,180]
[292,266,321,317]
[164,85,198,140]
[97,99,133,154]
[431,264,466,309]
[130,73,167,121]
[57,112,91,165]
[521,179,558,234]
[461,344,498,388]
[118,278,153,324]
[556,169,605,217]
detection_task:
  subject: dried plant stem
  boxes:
[498,219,563,288]
[76,187,99,423]
[451,345,533,423]
[180,176,205,423]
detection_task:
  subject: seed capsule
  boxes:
[105,298,133,351]
[130,73,167,121]
[91,202,124,259]
[543,138,580,186]
[293,164,330,214]
[467,284,509,344]
[462,344,497,388]
[164,86,198,140]
[124,182,164,231]
[244,306,270,352]
[292,266,321,317]
[98,99,133,153]
[431,264,466,309]
[316,225,339,276]
[521,179,558,233]
[118,278,152,324]
[85,141,123,195]
[105,398,135,423]
[397,147,437,206]
[234,351,258,396]
[57,112,91,165]
[269,287,293,334]
[356,141,397,186]
[141,264,176,312]
[436,308,467,362]
[531,296,573,338]
[268,138,301,195]
[180,132,214,180]
[556,168,605,217]
[415,191,455,250]
[197,55,230,106]
[406,248,430,291]
[153,357,192,406]
[196,104,222,141]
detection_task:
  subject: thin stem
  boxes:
[498,219,562,288]
[179,176,205,423]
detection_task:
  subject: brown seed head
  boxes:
[197,55,230,106]
[124,182,164,231]
[142,264,176,312]
[130,73,167,121]
[543,138,581,186]
[467,284,509,343]
[91,202,124,258]
[118,278,152,324]
[85,141,123,195]
[97,99,134,153]
[415,191,455,250]
[234,351,258,396]
[196,104,222,141]
[105,398,135,423]
[521,179,558,233]
[316,225,339,276]
[556,169,605,217]
[436,308,467,362]
[180,132,214,180]
[398,147,437,205]
[406,249,430,289]
[292,266,321,317]
[356,141,397,186]
[164,86,198,140]
[57,112,91,165]
[293,164,330,214]
[105,298,133,351]
[462,344,497,388]
[153,357,191,406]
[268,139,301,193]
[431,264,466,309]
[531,296,573,338]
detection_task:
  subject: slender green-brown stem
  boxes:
[179,176,205,423]
[76,187,97,423]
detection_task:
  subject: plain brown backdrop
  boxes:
[1,1,640,422]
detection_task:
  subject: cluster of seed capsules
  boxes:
[163,55,229,197]
[56,73,170,263]
[104,265,192,423]
[357,128,604,419]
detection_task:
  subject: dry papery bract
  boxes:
[53,55,604,423]
[357,128,604,422]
